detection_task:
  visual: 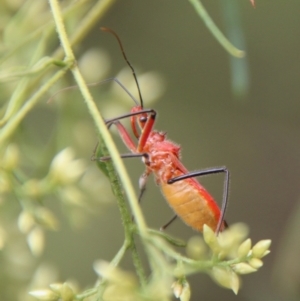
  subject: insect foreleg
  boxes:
[105,109,156,126]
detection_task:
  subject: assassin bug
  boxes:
[99,27,230,234]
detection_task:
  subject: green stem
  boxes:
[0,58,65,83]
[96,130,147,285]
[55,0,117,58]
[0,66,70,145]
[48,0,148,236]
[48,0,148,286]
[189,0,245,58]
[0,0,114,133]
[0,32,55,126]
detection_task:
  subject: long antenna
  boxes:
[101,27,144,108]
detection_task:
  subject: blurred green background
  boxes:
[2,0,300,300]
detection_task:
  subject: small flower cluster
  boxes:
[27,223,271,301]
[202,223,271,294]
[29,282,76,301]
[0,145,112,257]
[172,279,190,301]
[29,260,174,301]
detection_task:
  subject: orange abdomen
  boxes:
[160,178,223,232]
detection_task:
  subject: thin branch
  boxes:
[189,0,245,57]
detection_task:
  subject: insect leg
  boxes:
[98,152,149,162]
[168,167,230,234]
[92,150,151,210]
[160,215,177,231]
[105,109,156,126]
[105,109,157,154]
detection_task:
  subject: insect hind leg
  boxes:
[160,215,177,231]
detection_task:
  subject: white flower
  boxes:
[49,148,86,185]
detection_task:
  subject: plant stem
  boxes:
[0,67,70,145]
[189,0,245,58]
[48,0,148,285]
[96,127,147,285]
[48,0,148,237]
[60,0,117,57]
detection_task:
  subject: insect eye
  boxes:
[140,116,147,123]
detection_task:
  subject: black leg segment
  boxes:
[160,215,178,231]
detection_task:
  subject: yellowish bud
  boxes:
[217,223,249,258]
[261,250,271,257]
[49,148,86,185]
[237,239,252,258]
[0,173,11,193]
[29,289,59,301]
[61,282,74,301]
[211,267,239,294]
[172,281,183,298]
[186,236,207,260]
[27,227,44,256]
[49,283,63,294]
[172,280,191,301]
[93,260,137,287]
[1,144,19,170]
[248,258,263,269]
[18,211,35,233]
[232,263,257,274]
[179,282,191,301]
[203,225,220,254]
[252,240,272,258]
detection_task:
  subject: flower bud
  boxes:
[18,211,35,233]
[261,250,270,257]
[186,236,207,260]
[248,258,263,269]
[93,260,136,287]
[49,148,86,185]
[211,267,239,294]
[237,239,252,258]
[27,227,44,256]
[172,280,191,301]
[252,240,271,258]
[61,282,74,301]
[203,225,220,254]
[172,281,183,298]
[1,144,19,170]
[29,289,59,301]
[49,283,63,294]
[232,263,257,274]
[0,173,11,193]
